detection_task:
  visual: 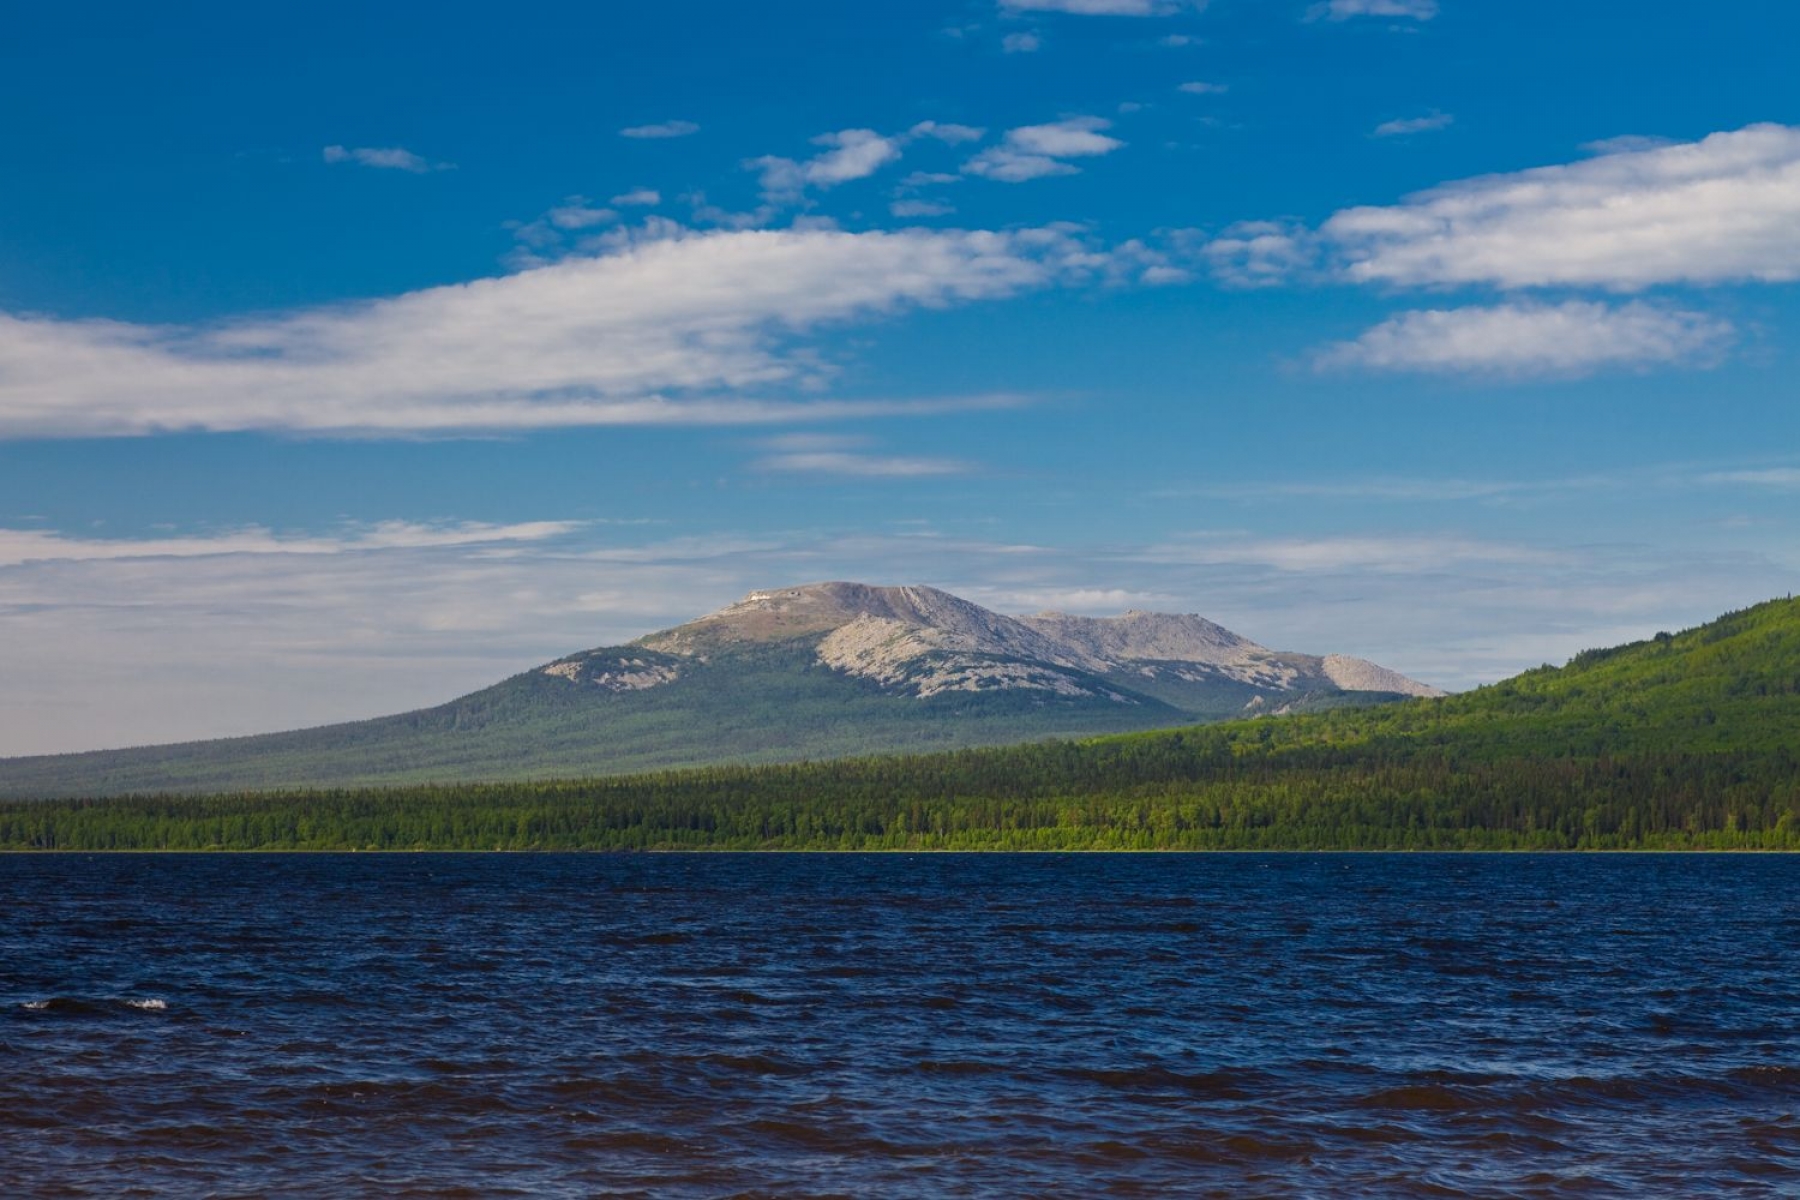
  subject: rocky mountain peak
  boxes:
[624,581,1443,701]
[636,582,1011,654]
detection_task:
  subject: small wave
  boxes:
[915,1059,1009,1077]
[15,996,168,1015]
[15,997,102,1015]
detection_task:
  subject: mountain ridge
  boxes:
[0,581,1439,797]
[614,581,1441,703]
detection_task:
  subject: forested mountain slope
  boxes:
[0,582,1433,798]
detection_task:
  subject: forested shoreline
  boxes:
[3,743,1793,851]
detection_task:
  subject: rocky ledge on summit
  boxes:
[545,581,1443,706]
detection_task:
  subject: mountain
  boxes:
[8,595,1797,851]
[0,581,1439,798]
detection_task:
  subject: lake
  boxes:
[3,853,1797,1196]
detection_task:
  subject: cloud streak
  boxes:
[323,145,453,173]
[0,224,1119,438]
[750,434,973,477]
[1309,0,1438,20]
[1373,112,1453,137]
[0,521,583,568]
[999,0,1200,13]
[620,120,699,139]
[1315,301,1735,378]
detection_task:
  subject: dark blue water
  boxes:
[3,854,1797,1197]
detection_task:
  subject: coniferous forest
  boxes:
[5,597,1798,851]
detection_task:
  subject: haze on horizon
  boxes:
[2,0,1797,756]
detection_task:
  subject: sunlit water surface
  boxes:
[3,853,1797,1197]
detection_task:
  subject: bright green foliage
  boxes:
[4,597,1798,851]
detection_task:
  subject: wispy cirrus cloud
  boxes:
[750,434,974,478]
[999,0,1203,14]
[0,520,583,568]
[1699,468,1800,490]
[0,223,1128,438]
[1373,112,1452,137]
[1138,532,1567,573]
[322,145,454,173]
[620,120,699,139]
[1308,0,1438,21]
[1314,301,1735,378]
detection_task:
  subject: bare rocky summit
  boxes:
[553,581,1445,705]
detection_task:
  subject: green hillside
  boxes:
[5,596,1797,851]
[0,644,1161,797]
[0,639,1400,800]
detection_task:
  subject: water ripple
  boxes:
[2,852,1797,1197]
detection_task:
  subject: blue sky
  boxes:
[2,0,1797,754]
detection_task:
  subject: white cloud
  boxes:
[1203,220,1315,287]
[1322,123,1800,290]
[1003,31,1042,52]
[967,154,1078,183]
[909,122,986,145]
[891,199,955,218]
[1579,134,1674,156]
[1373,112,1452,137]
[1140,265,1191,285]
[546,199,617,229]
[965,117,1123,182]
[1309,0,1438,21]
[620,120,699,139]
[999,0,1200,13]
[746,123,983,206]
[1008,118,1123,157]
[322,145,452,173]
[750,128,903,201]
[1315,301,1735,377]
[611,188,661,206]
[801,129,902,184]
[1160,34,1203,45]
[1177,80,1228,95]
[751,434,972,477]
[0,224,1121,437]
